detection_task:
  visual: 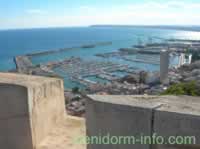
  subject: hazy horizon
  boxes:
[1,25,200,32]
[1,0,200,29]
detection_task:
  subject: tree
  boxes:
[192,51,200,62]
[139,71,147,84]
[72,87,79,93]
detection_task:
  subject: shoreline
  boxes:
[13,37,200,90]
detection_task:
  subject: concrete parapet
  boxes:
[154,96,200,149]
[0,73,65,149]
[86,95,200,149]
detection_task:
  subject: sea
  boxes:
[0,27,200,88]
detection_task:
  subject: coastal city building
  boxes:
[160,50,169,84]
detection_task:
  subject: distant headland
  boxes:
[90,25,200,32]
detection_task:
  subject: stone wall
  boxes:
[86,95,200,149]
[0,73,65,149]
[1,72,200,149]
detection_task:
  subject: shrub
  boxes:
[188,49,200,62]
[72,87,79,93]
[161,81,200,96]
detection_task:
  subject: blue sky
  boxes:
[0,0,200,29]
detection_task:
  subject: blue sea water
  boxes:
[0,27,200,72]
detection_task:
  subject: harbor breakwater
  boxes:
[25,42,112,57]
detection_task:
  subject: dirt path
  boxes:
[38,116,86,149]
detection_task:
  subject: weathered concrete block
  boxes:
[154,96,200,149]
[0,84,32,149]
[0,84,28,119]
[0,117,32,149]
[86,95,163,149]
[0,73,65,149]
[86,95,200,149]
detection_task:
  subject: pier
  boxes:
[122,57,160,65]
[14,56,34,73]
[26,41,112,57]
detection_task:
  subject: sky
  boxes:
[0,0,200,29]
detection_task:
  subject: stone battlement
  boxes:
[0,73,85,149]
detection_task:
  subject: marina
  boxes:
[13,38,200,90]
[51,57,134,87]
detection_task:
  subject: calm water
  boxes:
[0,27,200,72]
